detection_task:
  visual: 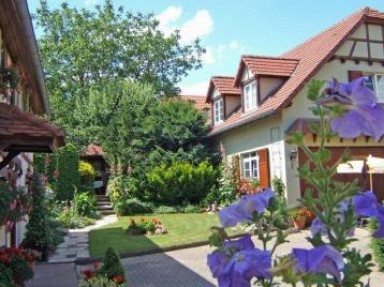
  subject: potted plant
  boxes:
[291,208,313,230]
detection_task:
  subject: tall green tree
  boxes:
[141,99,212,166]
[35,0,204,142]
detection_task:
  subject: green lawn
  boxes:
[89,213,241,257]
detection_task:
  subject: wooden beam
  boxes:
[0,151,20,170]
[333,55,384,64]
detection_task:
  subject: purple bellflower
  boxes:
[219,189,275,228]
[322,77,384,142]
[207,235,271,287]
[310,201,355,237]
[353,191,384,238]
[292,245,344,282]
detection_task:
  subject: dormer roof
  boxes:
[234,56,299,87]
[206,76,240,103]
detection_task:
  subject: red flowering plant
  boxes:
[0,182,31,232]
[237,178,262,195]
[0,247,40,286]
[79,247,126,287]
[126,217,162,235]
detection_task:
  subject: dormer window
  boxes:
[243,80,257,111]
[214,98,224,124]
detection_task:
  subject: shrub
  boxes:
[126,217,160,235]
[146,161,216,206]
[369,218,384,270]
[153,205,178,214]
[56,143,81,201]
[107,176,131,206]
[58,207,96,229]
[272,176,285,198]
[0,248,38,286]
[115,198,153,216]
[73,191,97,217]
[21,175,63,261]
[181,204,203,213]
[79,161,96,190]
[100,248,125,281]
[79,251,126,287]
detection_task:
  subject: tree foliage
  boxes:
[35,0,204,142]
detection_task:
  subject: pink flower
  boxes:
[9,200,17,211]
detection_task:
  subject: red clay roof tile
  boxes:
[206,76,240,102]
[180,95,211,111]
[84,144,104,156]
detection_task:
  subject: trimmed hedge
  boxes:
[146,161,216,206]
[369,218,384,270]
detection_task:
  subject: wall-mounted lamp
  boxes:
[290,148,298,169]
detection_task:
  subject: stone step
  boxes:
[96,196,109,201]
[100,209,115,215]
[97,200,111,205]
[98,205,113,210]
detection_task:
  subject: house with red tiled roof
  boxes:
[206,7,384,205]
[180,94,212,124]
[0,1,64,247]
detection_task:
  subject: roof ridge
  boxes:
[241,55,299,61]
[211,76,236,79]
[282,7,368,58]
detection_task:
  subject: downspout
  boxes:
[14,0,50,116]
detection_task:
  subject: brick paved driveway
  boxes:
[122,228,384,287]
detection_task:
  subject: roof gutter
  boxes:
[15,0,50,116]
[207,109,276,137]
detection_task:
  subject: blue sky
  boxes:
[28,0,384,95]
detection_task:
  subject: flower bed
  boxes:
[126,217,167,236]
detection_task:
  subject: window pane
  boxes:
[376,75,384,102]
[364,75,374,91]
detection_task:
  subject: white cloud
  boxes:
[179,10,213,45]
[155,6,182,37]
[156,7,213,45]
[84,0,99,6]
[229,41,239,50]
[180,81,209,95]
[201,46,215,64]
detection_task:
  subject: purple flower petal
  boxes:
[219,189,276,228]
[292,245,344,282]
[324,77,384,141]
[353,192,384,238]
[207,250,228,278]
[224,234,255,251]
[310,217,327,236]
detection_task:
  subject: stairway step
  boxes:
[100,210,115,215]
[97,205,113,210]
[97,200,111,205]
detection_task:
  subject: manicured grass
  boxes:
[89,213,241,257]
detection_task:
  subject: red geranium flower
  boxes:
[113,275,124,283]
[92,261,100,269]
[82,269,95,279]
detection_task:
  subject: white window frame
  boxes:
[243,80,257,112]
[213,98,224,124]
[364,73,384,103]
[241,151,260,180]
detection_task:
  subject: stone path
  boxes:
[48,214,117,263]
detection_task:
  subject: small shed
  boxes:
[81,144,108,195]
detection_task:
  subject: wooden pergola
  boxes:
[0,102,65,169]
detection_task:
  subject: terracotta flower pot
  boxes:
[293,216,307,230]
